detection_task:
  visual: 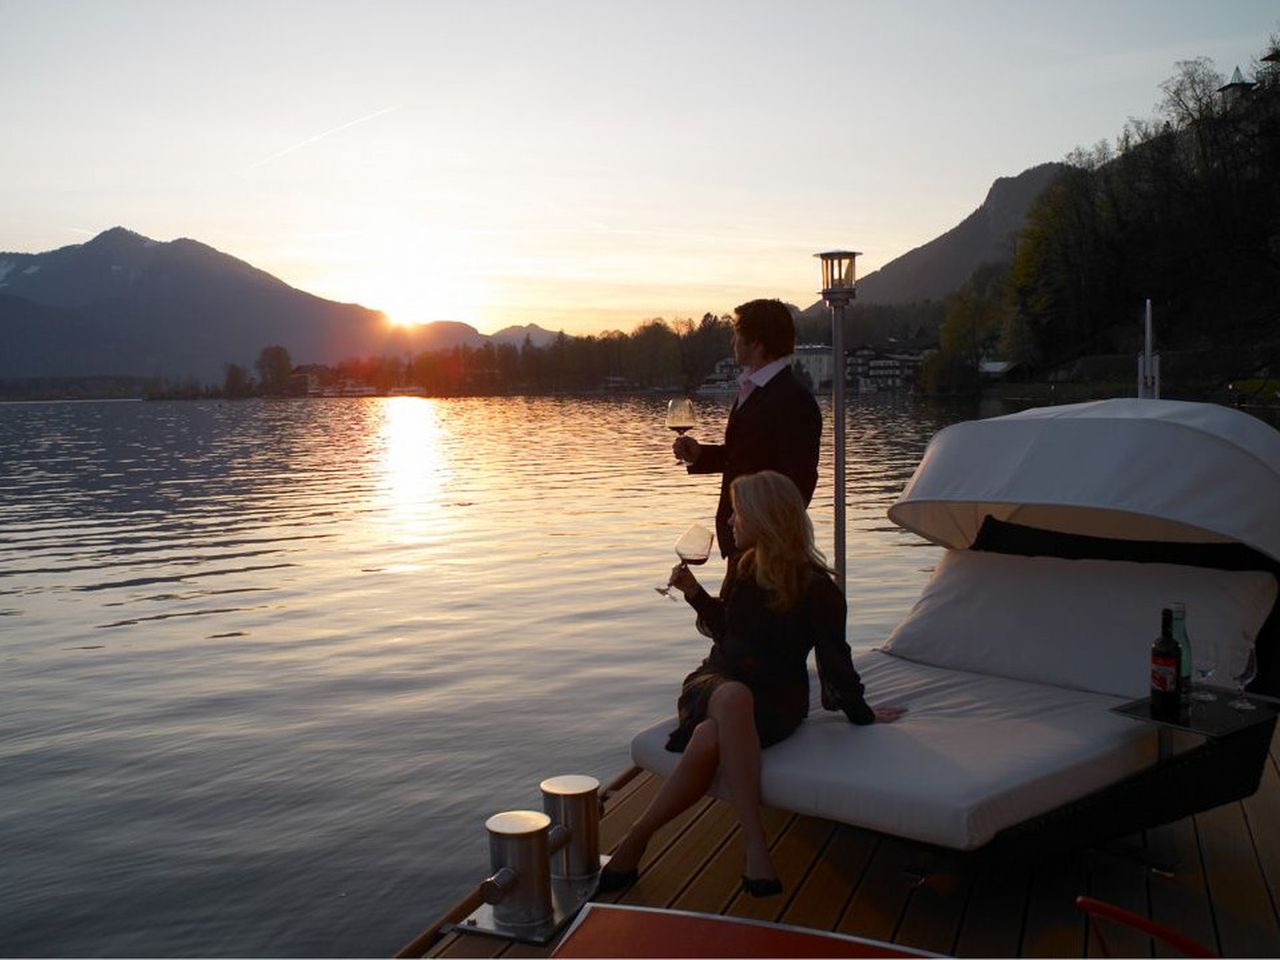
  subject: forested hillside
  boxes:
[926,38,1280,394]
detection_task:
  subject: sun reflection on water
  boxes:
[376,397,449,541]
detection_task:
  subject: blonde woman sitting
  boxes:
[601,470,904,897]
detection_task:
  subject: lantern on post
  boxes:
[815,250,860,593]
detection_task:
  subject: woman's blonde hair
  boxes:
[731,470,831,611]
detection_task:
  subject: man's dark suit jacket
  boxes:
[688,365,822,558]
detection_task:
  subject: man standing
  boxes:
[672,299,822,569]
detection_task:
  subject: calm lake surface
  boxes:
[0,394,988,957]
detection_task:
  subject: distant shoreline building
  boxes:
[792,344,833,391]
[849,345,927,392]
[290,364,327,397]
[695,356,740,396]
[697,343,930,397]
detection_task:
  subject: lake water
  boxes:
[0,394,983,957]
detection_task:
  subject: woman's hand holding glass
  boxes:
[655,522,713,601]
[666,562,700,600]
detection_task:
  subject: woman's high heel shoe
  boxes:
[740,874,783,898]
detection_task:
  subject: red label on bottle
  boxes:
[1151,656,1178,692]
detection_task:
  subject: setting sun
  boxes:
[362,225,485,329]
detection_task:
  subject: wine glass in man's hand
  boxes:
[666,398,698,464]
[655,523,714,601]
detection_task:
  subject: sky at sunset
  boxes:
[1,0,1277,335]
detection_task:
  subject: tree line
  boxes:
[197,297,945,400]
[924,34,1280,395]
[208,315,737,398]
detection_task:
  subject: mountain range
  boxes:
[0,229,560,382]
[1,163,1062,383]
[849,162,1066,306]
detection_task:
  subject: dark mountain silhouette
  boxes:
[404,320,488,352]
[0,228,397,381]
[0,294,127,379]
[0,228,503,381]
[801,163,1066,318]
[490,323,559,348]
[0,227,291,308]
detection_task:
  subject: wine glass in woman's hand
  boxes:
[655,523,714,601]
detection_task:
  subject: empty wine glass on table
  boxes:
[655,523,714,601]
[1191,636,1218,702]
[666,398,697,463]
[1228,640,1258,711]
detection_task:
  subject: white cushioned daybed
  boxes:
[632,550,1276,850]
[630,400,1280,854]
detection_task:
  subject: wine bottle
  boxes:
[1151,607,1181,721]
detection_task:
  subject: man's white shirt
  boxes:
[735,355,793,409]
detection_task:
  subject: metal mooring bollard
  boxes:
[540,774,601,880]
[482,810,566,927]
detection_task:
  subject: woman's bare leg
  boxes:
[607,718,720,873]
[707,681,776,882]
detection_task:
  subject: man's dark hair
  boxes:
[733,299,795,360]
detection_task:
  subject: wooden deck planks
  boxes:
[1146,818,1219,958]
[779,824,876,932]
[834,836,920,945]
[618,800,738,908]
[595,796,717,907]
[952,858,1031,958]
[667,806,793,916]
[434,931,509,959]
[1196,801,1280,957]
[497,939,556,959]
[1019,852,1088,958]
[723,814,836,922]
[423,763,1280,960]
[597,774,663,855]
[1243,748,1280,925]
[1082,842,1152,958]
[894,855,974,957]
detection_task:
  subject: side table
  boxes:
[1106,687,1278,872]
[1113,686,1279,759]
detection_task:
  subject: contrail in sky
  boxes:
[244,104,401,171]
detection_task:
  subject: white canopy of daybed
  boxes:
[888,398,1280,564]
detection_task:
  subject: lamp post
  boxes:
[815,250,860,593]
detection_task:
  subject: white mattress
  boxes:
[629,650,1159,851]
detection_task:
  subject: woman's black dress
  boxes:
[665,566,874,753]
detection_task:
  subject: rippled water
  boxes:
[0,394,982,957]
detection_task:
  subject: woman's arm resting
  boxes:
[812,579,877,724]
